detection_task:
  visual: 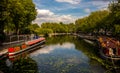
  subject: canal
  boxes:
[0,35,120,73]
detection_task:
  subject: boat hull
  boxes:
[8,40,45,56]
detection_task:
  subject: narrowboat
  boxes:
[98,37,120,60]
[8,37,45,56]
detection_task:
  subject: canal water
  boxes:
[0,35,119,73]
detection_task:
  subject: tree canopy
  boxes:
[41,22,76,33]
[0,0,36,44]
[0,0,37,35]
[75,10,109,34]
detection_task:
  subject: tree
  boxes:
[75,17,90,33]
[75,10,109,35]
[9,0,37,34]
[0,0,10,44]
[114,25,120,35]
[27,24,40,34]
[36,28,53,36]
[109,0,120,24]
[0,0,37,44]
[67,23,76,33]
[108,0,120,35]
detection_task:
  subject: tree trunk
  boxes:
[15,29,19,35]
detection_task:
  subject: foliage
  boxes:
[36,28,53,36]
[11,58,38,73]
[40,22,76,35]
[0,0,37,35]
[0,0,36,44]
[0,57,38,73]
[25,23,40,34]
[75,10,109,34]
[108,0,120,35]
[0,0,10,43]
[9,0,37,34]
[67,23,76,33]
[75,0,120,37]
[41,22,67,33]
[75,17,89,33]
[114,25,120,35]
[0,0,10,33]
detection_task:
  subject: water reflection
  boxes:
[30,36,108,73]
[31,43,75,55]
[0,51,38,73]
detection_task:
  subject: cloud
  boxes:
[92,0,116,1]
[37,9,54,17]
[56,15,76,23]
[91,1,110,9]
[33,9,77,25]
[53,0,110,13]
[84,8,91,13]
[55,0,81,4]
[32,0,112,25]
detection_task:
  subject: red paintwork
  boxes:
[8,37,45,57]
[27,38,45,46]
[8,47,15,53]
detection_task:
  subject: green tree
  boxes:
[36,28,53,36]
[0,0,10,44]
[41,22,68,33]
[9,0,37,34]
[27,23,40,34]
[88,10,109,34]
[114,25,120,35]
[67,23,76,33]
[75,10,109,35]
[108,0,120,35]
[0,0,36,44]
[75,17,89,33]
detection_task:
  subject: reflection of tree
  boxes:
[46,35,114,71]
[0,57,38,73]
[72,37,120,73]
[46,35,76,45]
[11,57,38,73]
[0,59,9,73]
[74,38,113,69]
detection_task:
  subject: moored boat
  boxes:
[8,37,45,56]
[98,37,120,60]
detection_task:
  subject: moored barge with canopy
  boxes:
[98,36,120,60]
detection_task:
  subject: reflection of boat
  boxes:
[98,37,120,60]
[8,37,45,56]
[9,51,28,61]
